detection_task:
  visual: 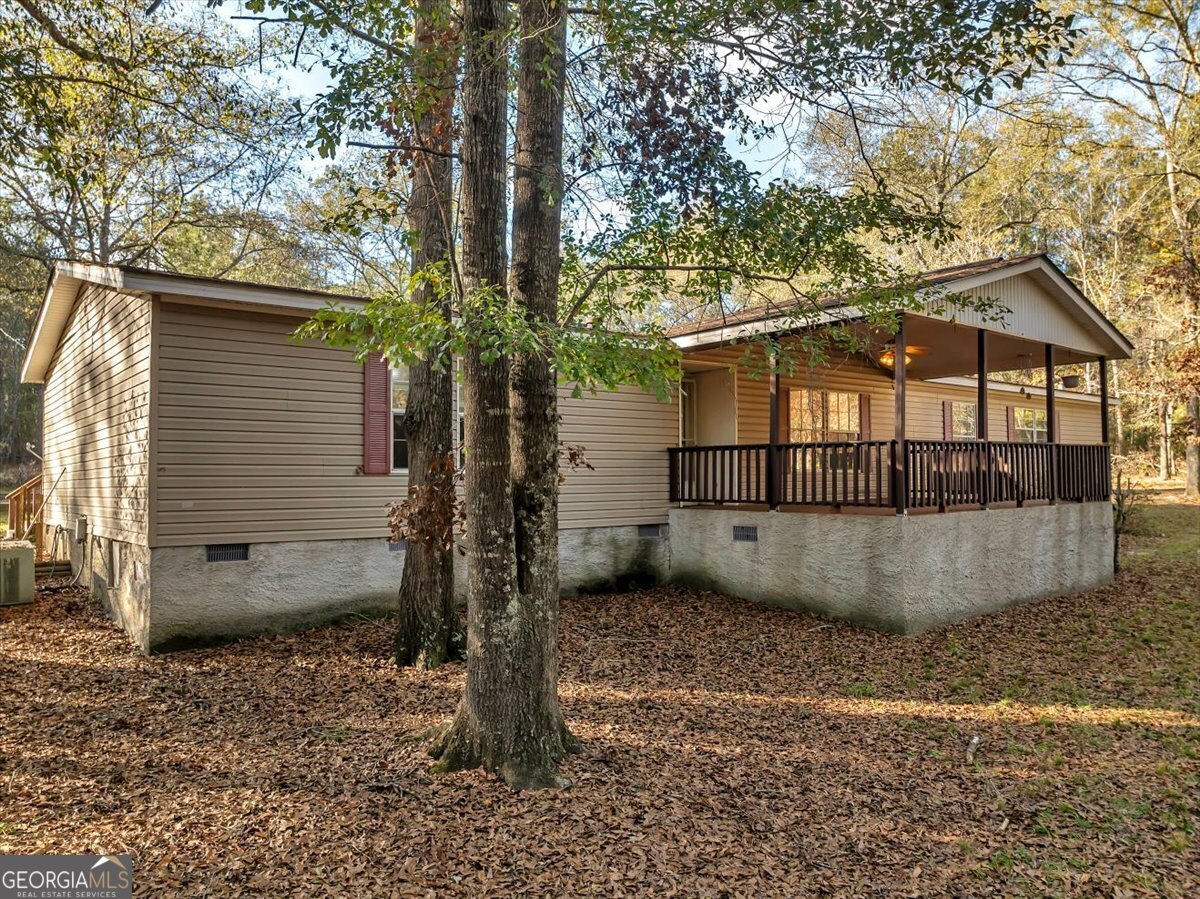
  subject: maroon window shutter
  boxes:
[363,353,390,474]
[942,401,953,440]
[859,394,871,441]
[1006,406,1016,442]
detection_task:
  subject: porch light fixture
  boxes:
[878,347,912,369]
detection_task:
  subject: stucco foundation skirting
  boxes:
[105,524,670,652]
[147,538,406,651]
[667,503,1114,634]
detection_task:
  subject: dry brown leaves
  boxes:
[1,499,1197,897]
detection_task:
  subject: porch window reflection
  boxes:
[952,401,977,440]
[788,388,861,442]
[1014,407,1048,443]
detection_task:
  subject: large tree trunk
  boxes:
[507,0,575,771]
[1159,401,1173,480]
[395,0,460,668]
[430,0,569,790]
[1186,395,1200,497]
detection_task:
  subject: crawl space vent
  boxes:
[637,524,662,538]
[732,525,758,543]
[206,543,249,563]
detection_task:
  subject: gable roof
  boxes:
[20,262,364,384]
[666,253,1134,361]
[22,254,1135,385]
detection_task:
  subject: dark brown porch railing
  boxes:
[669,443,772,505]
[777,441,894,508]
[1056,443,1112,503]
[667,440,1111,511]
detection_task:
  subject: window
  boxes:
[788,388,861,442]
[392,366,409,470]
[951,401,977,440]
[392,364,467,470]
[1014,407,1047,443]
[680,378,697,447]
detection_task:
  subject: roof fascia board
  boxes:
[121,271,363,313]
[670,304,858,350]
[20,269,80,384]
[21,263,365,384]
[1032,263,1134,356]
[921,256,1043,294]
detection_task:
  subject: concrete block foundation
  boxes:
[667,502,1115,634]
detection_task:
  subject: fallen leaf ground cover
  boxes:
[1,496,1197,896]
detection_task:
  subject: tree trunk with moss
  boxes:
[395,0,460,668]
[507,0,576,775]
[429,0,573,790]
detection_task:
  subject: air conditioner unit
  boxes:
[0,540,35,607]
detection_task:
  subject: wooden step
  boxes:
[35,562,72,579]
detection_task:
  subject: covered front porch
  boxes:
[659,255,1132,633]
[667,259,1126,516]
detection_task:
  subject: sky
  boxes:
[215,2,808,187]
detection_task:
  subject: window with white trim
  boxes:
[391,365,409,470]
[392,364,466,471]
[1014,407,1047,443]
[951,401,977,440]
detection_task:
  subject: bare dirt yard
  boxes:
[1,496,1197,896]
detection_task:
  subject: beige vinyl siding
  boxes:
[153,303,679,544]
[154,304,406,546]
[1057,403,1103,443]
[930,272,1110,357]
[687,344,896,443]
[913,383,1103,443]
[42,284,151,544]
[558,385,678,527]
[684,341,1104,445]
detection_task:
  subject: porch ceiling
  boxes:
[893,315,1100,380]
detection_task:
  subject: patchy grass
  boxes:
[1125,493,1200,565]
[0,498,1197,895]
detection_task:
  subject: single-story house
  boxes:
[15,253,1130,651]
